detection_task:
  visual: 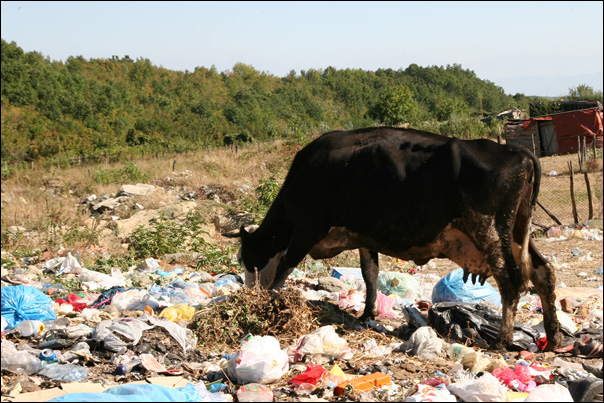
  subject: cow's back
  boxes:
[279,127,537,253]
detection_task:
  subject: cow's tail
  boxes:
[524,148,541,208]
[515,147,542,292]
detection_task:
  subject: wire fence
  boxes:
[533,164,603,228]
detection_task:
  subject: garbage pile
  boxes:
[1,243,603,402]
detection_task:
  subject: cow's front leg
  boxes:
[359,248,379,321]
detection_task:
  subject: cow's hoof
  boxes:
[543,332,564,352]
[358,313,374,322]
[490,340,509,353]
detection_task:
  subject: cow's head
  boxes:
[222,225,283,288]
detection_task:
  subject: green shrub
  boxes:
[93,162,149,185]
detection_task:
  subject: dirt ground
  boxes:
[1,152,602,402]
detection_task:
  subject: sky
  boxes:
[1,1,602,97]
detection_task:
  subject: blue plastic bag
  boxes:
[1,285,57,329]
[48,383,201,402]
[432,268,501,307]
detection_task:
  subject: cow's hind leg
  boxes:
[493,258,523,350]
[359,248,379,321]
[528,238,562,350]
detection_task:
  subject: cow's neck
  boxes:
[255,195,294,255]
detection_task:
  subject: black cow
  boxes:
[224,126,562,350]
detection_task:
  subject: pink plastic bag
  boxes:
[492,364,532,390]
[377,292,397,319]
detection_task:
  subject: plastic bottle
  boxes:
[16,320,45,337]
[38,363,88,382]
[116,360,142,375]
[447,343,474,361]
[1,351,42,375]
[42,317,71,331]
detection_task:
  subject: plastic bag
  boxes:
[144,314,194,354]
[377,291,397,318]
[228,335,289,384]
[110,289,159,312]
[446,372,507,402]
[289,364,327,386]
[48,383,201,402]
[399,326,443,359]
[406,384,457,402]
[1,285,57,329]
[429,302,540,350]
[523,383,574,402]
[159,303,197,322]
[295,325,351,359]
[38,363,88,382]
[432,268,501,307]
[492,365,532,390]
[80,267,125,291]
[92,318,154,352]
[377,272,419,299]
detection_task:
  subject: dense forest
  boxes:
[1,39,600,169]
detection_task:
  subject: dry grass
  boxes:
[191,286,321,352]
[2,138,602,257]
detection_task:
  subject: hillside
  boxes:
[2,38,536,168]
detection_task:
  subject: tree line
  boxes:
[2,39,601,167]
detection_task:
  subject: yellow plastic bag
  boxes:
[159,303,197,322]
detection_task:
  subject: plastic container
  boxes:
[236,383,274,402]
[1,351,42,375]
[38,363,88,382]
[16,320,45,337]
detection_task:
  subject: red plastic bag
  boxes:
[56,294,88,312]
[289,364,327,386]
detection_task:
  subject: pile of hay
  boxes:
[190,286,320,352]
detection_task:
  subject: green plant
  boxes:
[129,213,188,259]
[62,226,100,247]
[1,258,17,270]
[93,162,149,185]
[196,244,238,273]
[128,210,215,260]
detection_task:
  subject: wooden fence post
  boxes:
[568,161,579,223]
[584,171,593,220]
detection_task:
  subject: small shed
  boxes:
[505,106,603,156]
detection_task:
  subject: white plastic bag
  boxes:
[523,383,573,402]
[80,268,125,291]
[110,289,159,312]
[406,384,457,402]
[446,373,507,402]
[399,326,443,360]
[228,335,289,384]
[296,325,351,359]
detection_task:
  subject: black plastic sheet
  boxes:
[428,302,541,351]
